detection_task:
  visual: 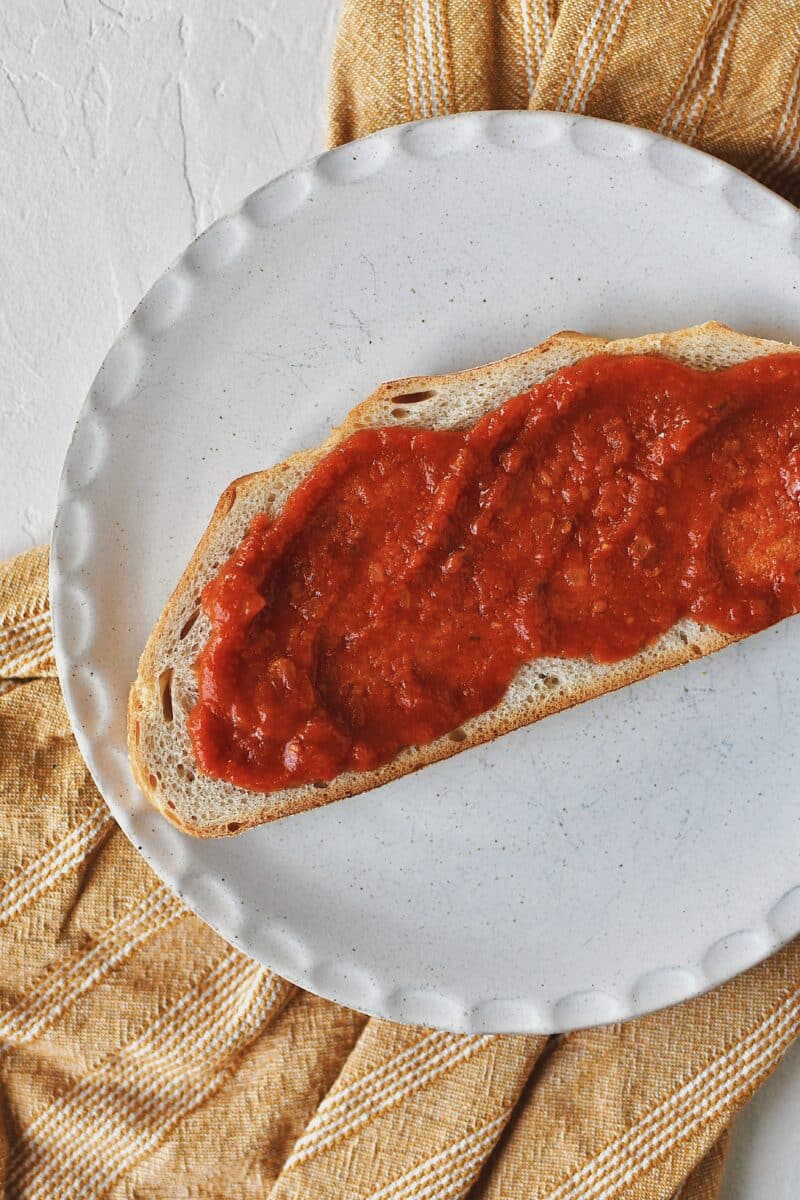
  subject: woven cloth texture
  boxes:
[329,0,800,205]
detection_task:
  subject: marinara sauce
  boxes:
[188,353,800,791]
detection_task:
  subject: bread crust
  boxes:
[128,323,799,836]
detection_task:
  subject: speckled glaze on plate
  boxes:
[51,112,800,1033]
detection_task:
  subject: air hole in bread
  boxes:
[148,773,158,789]
[312,780,327,789]
[678,631,688,645]
[167,799,176,810]
[222,486,237,515]
[180,609,200,639]
[449,728,467,742]
[391,389,436,405]
[158,668,174,723]
[227,821,242,833]
[539,673,560,689]
[134,720,141,746]
[391,408,409,419]
[690,643,702,656]
[267,492,276,503]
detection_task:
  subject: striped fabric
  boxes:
[330,0,800,206]
[281,1031,500,1169]
[0,801,112,930]
[7,956,294,1200]
[0,883,185,1049]
[402,0,454,120]
[658,0,745,144]
[2,5,800,1194]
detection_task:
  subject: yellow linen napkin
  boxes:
[2,4,800,1195]
[330,0,799,206]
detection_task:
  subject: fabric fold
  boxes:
[330,0,799,204]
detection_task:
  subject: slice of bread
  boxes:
[128,322,799,837]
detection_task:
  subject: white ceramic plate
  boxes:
[52,111,800,1033]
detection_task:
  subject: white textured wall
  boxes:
[0,0,339,559]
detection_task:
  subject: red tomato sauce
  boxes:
[188,352,800,792]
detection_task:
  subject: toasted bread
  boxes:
[128,323,799,836]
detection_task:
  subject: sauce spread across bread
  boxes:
[189,352,800,791]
